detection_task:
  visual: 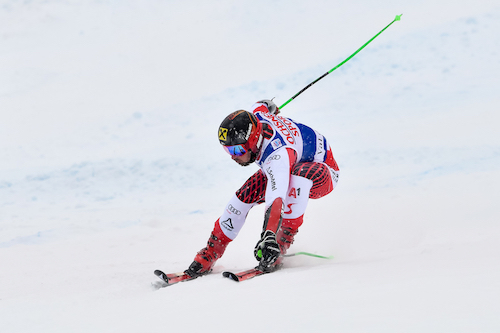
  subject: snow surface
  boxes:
[1,0,500,332]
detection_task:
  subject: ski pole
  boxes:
[279,14,403,110]
[283,252,334,259]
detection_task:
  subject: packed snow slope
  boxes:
[1,1,500,332]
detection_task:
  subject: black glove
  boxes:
[254,230,281,270]
[257,99,279,115]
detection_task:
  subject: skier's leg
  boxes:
[276,162,340,255]
[277,215,304,255]
[235,169,267,204]
[186,170,266,277]
[292,161,339,199]
[186,220,232,277]
[277,174,311,255]
[218,193,256,240]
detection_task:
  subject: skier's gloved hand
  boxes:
[254,230,281,269]
[257,99,280,115]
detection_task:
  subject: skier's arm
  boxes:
[250,99,279,115]
[261,147,297,234]
[254,147,296,268]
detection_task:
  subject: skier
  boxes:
[184,99,340,276]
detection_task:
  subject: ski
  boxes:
[221,252,333,282]
[154,252,332,287]
[222,267,265,282]
[222,264,282,282]
[153,269,197,288]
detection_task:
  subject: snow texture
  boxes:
[1,0,500,332]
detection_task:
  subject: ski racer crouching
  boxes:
[184,99,340,276]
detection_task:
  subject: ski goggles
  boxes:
[223,144,247,156]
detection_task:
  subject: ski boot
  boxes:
[185,222,232,277]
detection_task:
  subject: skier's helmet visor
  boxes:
[223,144,247,156]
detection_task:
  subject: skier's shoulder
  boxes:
[257,145,298,169]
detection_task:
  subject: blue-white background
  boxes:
[1,1,499,332]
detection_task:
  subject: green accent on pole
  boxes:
[283,251,334,259]
[278,14,403,110]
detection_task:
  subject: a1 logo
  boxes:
[288,187,301,198]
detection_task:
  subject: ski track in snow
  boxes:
[1,1,500,332]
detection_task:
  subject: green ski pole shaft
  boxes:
[283,252,334,259]
[279,14,402,110]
